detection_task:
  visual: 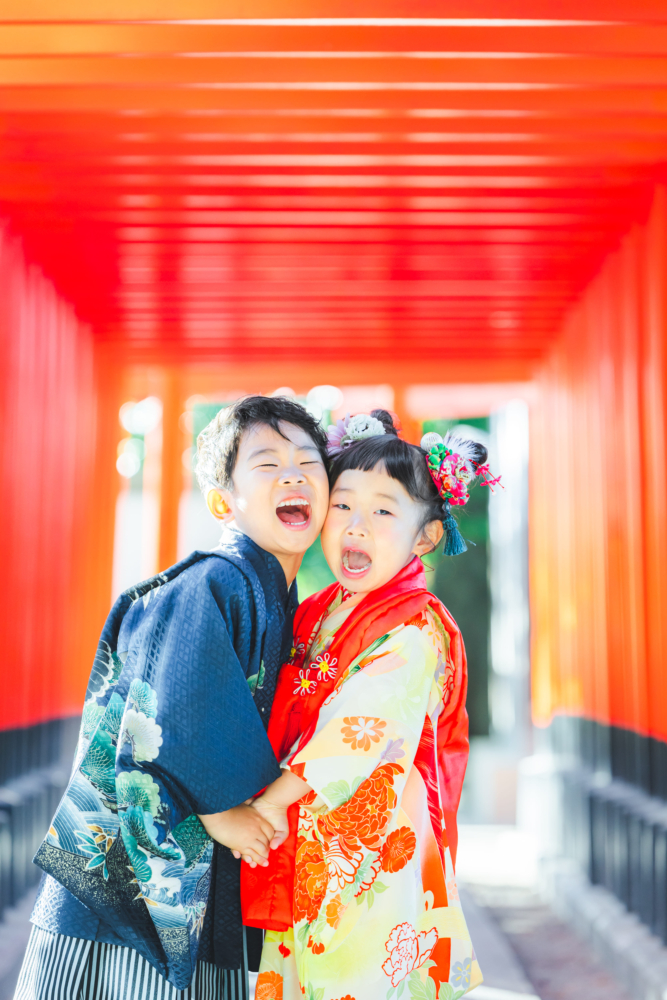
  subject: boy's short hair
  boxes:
[196,395,329,494]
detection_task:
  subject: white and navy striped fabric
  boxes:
[15,928,249,1000]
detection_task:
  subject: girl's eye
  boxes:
[333,503,350,510]
[375,509,392,516]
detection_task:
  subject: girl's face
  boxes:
[321,464,442,595]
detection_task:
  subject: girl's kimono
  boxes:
[242,557,482,1000]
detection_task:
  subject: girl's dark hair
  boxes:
[328,409,488,533]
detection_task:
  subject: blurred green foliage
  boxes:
[296,536,336,599]
[192,403,226,441]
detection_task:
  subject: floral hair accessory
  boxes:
[420,430,501,556]
[327,412,386,455]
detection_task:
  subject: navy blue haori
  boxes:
[31,527,297,989]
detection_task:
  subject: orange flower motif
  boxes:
[256,971,283,1000]
[318,762,403,856]
[326,894,344,928]
[340,716,386,752]
[294,840,328,924]
[380,826,417,873]
[404,611,428,630]
[325,836,362,891]
[446,877,460,902]
[278,942,291,958]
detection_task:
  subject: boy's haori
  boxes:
[32,535,293,987]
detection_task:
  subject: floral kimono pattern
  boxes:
[32,529,297,989]
[247,558,481,1000]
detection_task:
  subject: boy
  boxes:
[16,396,330,1000]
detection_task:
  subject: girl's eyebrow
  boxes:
[333,485,398,503]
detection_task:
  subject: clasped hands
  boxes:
[198,769,311,868]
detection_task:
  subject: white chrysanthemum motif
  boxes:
[345,413,386,442]
[120,709,163,763]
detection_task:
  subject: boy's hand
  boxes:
[198,805,275,867]
[250,795,290,851]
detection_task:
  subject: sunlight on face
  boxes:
[210,421,329,562]
[320,465,438,595]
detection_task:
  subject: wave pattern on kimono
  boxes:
[244,557,482,1000]
[31,528,295,990]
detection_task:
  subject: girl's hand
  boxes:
[250,796,290,851]
[198,805,274,868]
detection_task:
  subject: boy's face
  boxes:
[211,421,329,561]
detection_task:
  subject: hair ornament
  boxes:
[327,412,386,455]
[420,430,502,556]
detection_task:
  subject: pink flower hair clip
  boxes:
[420,430,501,555]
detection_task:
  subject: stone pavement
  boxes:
[0,889,37,1000]
[465,884,630,1000]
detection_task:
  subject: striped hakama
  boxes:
[14,927,249,1000]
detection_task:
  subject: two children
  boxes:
[18,396,485,1000]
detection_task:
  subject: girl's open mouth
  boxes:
[342,548,372,578]
[276,497,311,529]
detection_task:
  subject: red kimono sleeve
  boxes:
[434,607,470,870]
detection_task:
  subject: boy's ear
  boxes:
[413,519,444,557]
[207,488,234,522]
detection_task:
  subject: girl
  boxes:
[241,410,495,1000]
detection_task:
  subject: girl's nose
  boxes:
[346,518,368,537]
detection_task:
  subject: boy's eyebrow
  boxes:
[248,443,321,460]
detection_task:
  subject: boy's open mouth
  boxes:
[342,548,372,578]
[276,497,311,528]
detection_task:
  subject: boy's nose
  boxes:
[279,468,306,484]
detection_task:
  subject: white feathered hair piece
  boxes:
[420,429,480,473]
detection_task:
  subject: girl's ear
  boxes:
[413,519,444,557]
[206,488,235,523]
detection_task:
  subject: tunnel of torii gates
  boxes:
[3,0,667,935]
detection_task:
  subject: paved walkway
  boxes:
[0,890,37,1000]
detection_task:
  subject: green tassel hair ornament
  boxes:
[420,430,501,556]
